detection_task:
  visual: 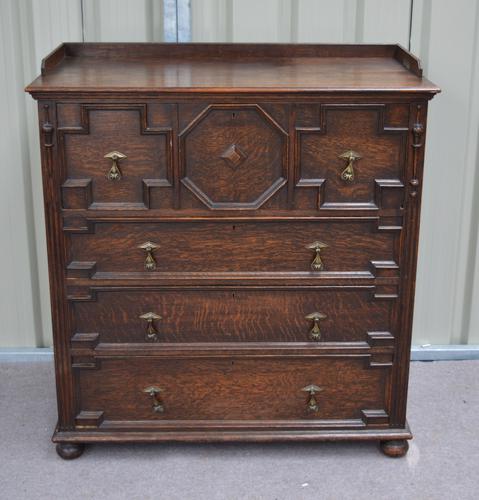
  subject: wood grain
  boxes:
[68,220,397,274]
[24,43,439,456]
[59,104,174,210]
[26,43,439,95]
[78,357,387,421]
[298,106,406,208]
[72,288,393,343]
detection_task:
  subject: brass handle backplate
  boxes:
[139,241,159,271]
[306,241,328,271]
[143,386,164,413]
[301,384,322,412]
[339,150,361,182]
[305,312,327,341]
[104,150,126,181]
[139,312,162,342]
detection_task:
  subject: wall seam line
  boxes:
[408,0,414,51]
[457,2,479,343]
[80,0,85,43]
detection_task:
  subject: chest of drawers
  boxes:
[26,43,439,459]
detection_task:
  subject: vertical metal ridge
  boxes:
[408,0,414,51]
[80,0,85,42]
[177,0,192,42]
[163,0,178,42]
[175,0,179,41]
[355,0,365,43]
[289,0,299,43]
[225,0,233,42]
[457,1,479,344]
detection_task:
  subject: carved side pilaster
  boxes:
[409,104,424,198]
[41,104,54,147]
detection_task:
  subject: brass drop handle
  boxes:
[306,241,328,271]
[104,150,126,181]
[139,241,159,271]
[305,312,327,341]
[302,384,322,412]
[143,386,164,413]
[339,150,361,182]
[139,312,162,342]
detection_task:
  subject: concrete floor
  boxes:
[0,360,478,500]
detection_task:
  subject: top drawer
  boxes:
[295,103,408,211]
[66,219,398,278]
[58,103,175,211]
[58,102,408,213]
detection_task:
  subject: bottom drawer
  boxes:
[76,356,390,428]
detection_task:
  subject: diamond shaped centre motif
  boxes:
[220,144,247,169]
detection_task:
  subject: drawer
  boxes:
[58,103,408,213]
[297,105,407,210]
[71,288,394,343]
[68,220,397,276]
[59,103,175,210]
[76,356,389,425]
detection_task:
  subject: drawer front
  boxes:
[297,104,408,210]
[77,357,389,423]
[58,102,408,213]
[68,220,397,275]
[72,288,394,343]
[59,103,175,210]
[179,104,288,211]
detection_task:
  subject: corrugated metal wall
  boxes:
[1,0,478,347]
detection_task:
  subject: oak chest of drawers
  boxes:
[26,43,439,459]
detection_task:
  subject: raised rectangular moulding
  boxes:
[69,287,396,344]
[66,219,399,277]
[74,356,391,426]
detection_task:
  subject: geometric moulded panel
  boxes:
[180,104,288,209]
[58,104,173,210]
[296,105,407,210]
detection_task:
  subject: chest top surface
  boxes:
[26,43,439,96]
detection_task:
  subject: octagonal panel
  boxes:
[180,105,287,209]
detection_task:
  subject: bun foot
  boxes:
[380,439,409,457]
[56,442,85,460]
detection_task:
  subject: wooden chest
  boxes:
[26,43,439,459]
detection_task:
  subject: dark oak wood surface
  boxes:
[67,220,397,274]
[26,43,439,95]
[78,357,387,421]
[25,43,439,458]
[71,287,394,343]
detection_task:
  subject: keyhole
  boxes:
[232,225,236,231]
[232,112,236,119]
